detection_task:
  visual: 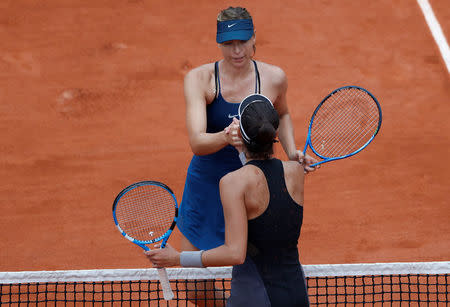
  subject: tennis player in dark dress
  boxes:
[145,94,310,306]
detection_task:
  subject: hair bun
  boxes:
[240,99,279,158]
[255,121,276,145]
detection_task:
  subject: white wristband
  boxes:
[180,251,204,267]
[239,152,247,165]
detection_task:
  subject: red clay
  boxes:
[1,0,449,271]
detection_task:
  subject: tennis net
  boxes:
[1,261,448,306]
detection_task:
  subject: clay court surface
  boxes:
[1,0,449,272]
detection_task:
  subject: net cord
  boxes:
[1,262,448,284]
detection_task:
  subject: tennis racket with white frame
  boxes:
[303,85,382,167]
[112,180,178,300]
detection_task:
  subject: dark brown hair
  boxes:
[241,102,279,159]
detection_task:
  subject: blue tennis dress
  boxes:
[178,60,261,250]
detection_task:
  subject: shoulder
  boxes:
[254,61,287,103]
[220,164,258,191]
[282,160,304,172]
[219,168,247,207]
[282,160,304,180]
[254,61,287,84]
[184,63,217,100]
[184,63,215,83]
[220,167,246,187]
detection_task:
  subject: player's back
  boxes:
[228,158,310,307]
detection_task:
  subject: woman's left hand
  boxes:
[293,150,320,173]
[144,243,180,268]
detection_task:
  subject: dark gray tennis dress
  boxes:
[227,158,310,307]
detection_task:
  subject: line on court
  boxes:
[416,0,450,74]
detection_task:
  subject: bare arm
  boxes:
[273,68,319,171]
[273,69,298,161]
[144,171,248,267]
[184,68,238,155]
[201,172,247,266]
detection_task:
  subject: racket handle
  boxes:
[157,267,174,300]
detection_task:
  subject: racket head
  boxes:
[305,85,382,163]
[112,181,178,248]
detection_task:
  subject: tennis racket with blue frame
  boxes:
[112,180,178,300]
[303,85,382,167]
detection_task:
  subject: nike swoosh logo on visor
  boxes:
[227,23,237,28]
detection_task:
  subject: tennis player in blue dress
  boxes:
[146,94,310,306]
[178,6,316,252]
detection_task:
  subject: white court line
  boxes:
[417,0,450,74]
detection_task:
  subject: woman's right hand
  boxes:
[144,243,180,268]
[224,117,243,151]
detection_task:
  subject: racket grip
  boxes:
[157,268,174,300]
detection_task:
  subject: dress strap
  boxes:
[252,60,261,94]
[216,60,259,98]
[214,61,221,99]
[246,159,283,196]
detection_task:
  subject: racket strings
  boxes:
[115,185,175,242]
[316,105,378,154]
[314,106,377,156]
[311,88,380,157]
[316,103,378,156]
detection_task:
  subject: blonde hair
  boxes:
[217,7,252,22]
[217,7,256,54]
